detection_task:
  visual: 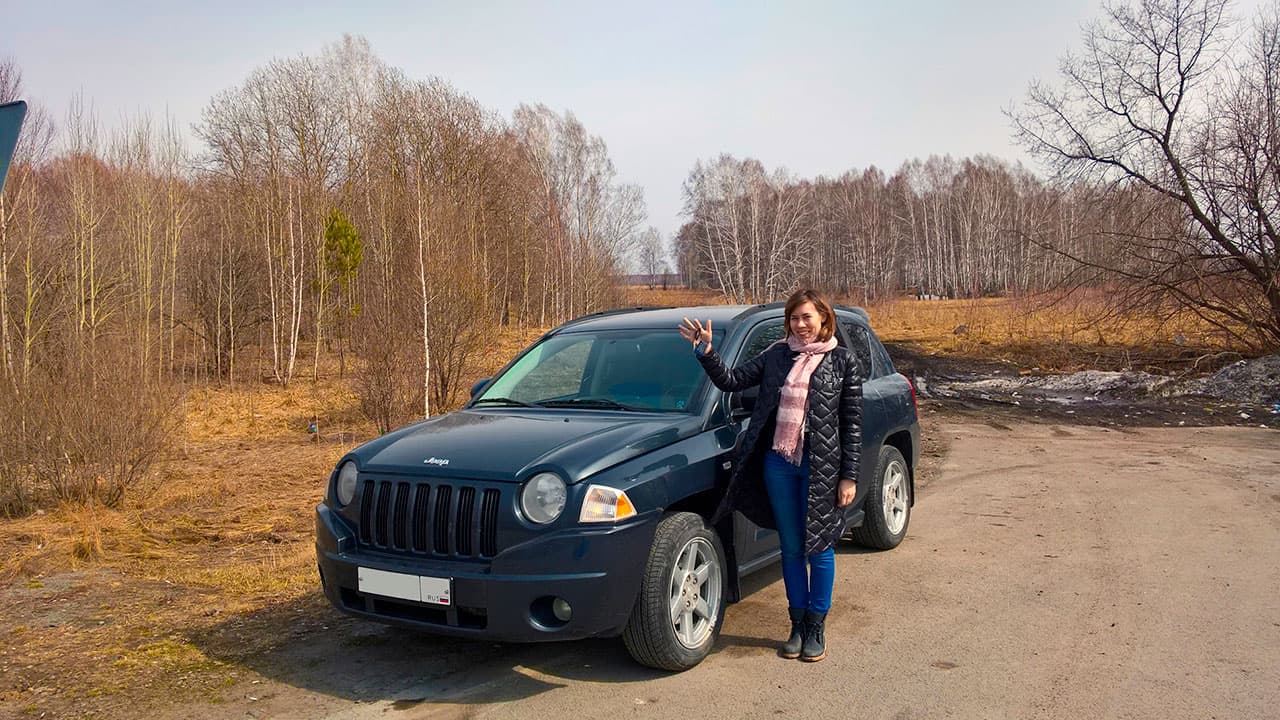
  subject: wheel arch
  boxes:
[665,488,720,519]
[664,490,742,604]
[883,429,915,506]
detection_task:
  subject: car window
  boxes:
[871,336,895,376]
[477,328,715,412]
[586,331,708,410]
[840,320,875,380]
[740,319,785,361]
[486,334,593,402]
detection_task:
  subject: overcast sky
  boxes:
[4,0,1261,245]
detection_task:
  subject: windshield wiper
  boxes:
[539,397,638,411]
[471,397,540,408]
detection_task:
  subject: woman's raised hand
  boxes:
[679,317,712,353]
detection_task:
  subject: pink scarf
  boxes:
[772,335,838,466]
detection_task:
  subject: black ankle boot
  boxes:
[801,610,826,662]
[780,607,805,658]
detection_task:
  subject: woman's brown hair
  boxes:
[783,288,836,342]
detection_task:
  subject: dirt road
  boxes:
[101,420,1280,719]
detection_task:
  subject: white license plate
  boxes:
[358,567,452,606]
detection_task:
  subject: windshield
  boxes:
[475,328,722,413]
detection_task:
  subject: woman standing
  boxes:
[679,289,860,662]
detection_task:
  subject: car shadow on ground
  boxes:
[189,564,791,707]
[189,592,663,706]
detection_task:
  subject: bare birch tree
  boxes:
[1012,0,1280,350]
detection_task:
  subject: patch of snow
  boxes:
[932,370,1163,400]
[926,355,1280,407]
[1165,356,1280,405]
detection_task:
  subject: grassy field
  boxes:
[0,287,1256,717]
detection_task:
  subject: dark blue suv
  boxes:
[315,303,919,670]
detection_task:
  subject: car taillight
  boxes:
[901,373,918,411]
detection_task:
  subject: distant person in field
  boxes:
[679,288,862,662]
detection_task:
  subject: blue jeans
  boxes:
[763,450,835,613]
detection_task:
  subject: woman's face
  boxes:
[789,301,824,343]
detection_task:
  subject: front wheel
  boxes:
[850,445,912,550]
[623,512,726,671]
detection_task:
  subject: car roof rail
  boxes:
[557,305,675,330]
[834,304,870,322]
[730,301,785,324]
[730,301,870,325]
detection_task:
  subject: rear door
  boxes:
[838,315,885,489]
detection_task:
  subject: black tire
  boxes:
[850,445,912,550]
[623,512,726,671]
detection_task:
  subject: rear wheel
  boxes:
[851,445,911,549]
[623,512,726,671]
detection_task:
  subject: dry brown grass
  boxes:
[621,286,726,307]
[181,374,369,445]
[620,286,1242,371]
[863,294,1242,371]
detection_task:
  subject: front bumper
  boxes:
[315,503,658,642]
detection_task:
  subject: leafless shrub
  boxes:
[353,332,419,435]
[0,349,178,516]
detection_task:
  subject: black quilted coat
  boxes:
[700,342,862,555]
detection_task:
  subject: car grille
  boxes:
[358,479,501,558]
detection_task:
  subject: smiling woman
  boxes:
[683,288,863,663]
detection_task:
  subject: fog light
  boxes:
[552,597,572,622]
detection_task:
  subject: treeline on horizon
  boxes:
[674,153,1171,305]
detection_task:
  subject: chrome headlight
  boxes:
[335,461,358,507]
[579,485,637,523]
[520,472,567,524]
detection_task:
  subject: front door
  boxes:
[726,317,787,574]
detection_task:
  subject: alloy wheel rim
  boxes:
[882,460,909,535]
[667,536,722,649]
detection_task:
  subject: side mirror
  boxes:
[469,377,491,399]
[0,101,28,197]
[729,388,757,420]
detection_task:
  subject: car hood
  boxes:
[354,409,704,482]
